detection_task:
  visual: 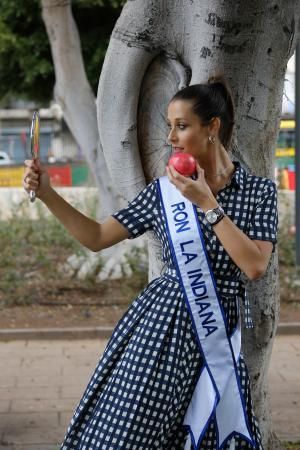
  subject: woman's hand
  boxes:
[23,159,51,200]
[166,162,218,211]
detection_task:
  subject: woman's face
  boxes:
[167,100,210,159]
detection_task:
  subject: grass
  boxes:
[0,200,148,307]
[284,443,300,449]
[278,223,296,267]
[277,215,300,303]
[0,210,83,306]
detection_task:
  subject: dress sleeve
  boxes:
[111,181,157,239]
[247,180,278,248]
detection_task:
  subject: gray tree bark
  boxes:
[97,1,300,448]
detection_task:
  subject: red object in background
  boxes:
[20,131,27,145]
[288,170,295,190]
[47,165,72,186]
[168,152,196,177]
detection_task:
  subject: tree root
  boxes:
[60,238,148,281]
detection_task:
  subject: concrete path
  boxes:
[0,336,299,450]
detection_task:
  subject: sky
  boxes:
[282,54,295,116]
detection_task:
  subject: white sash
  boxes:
[158,177,255,450]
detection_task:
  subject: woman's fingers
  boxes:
[196,162,204,178]
[24,169,39,180]
[23,160,40,192]
[23,173,39,191]
[24,159,39,171]
[166,165,178,185]
[167,165,188,187]
[168,165,184,180]
[24,173,39,186]
[23,169,39,185]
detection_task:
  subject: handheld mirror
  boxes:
[29,111,40,202]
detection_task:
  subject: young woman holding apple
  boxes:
[23,77,277,450]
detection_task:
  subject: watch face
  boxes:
[207,211,218,223]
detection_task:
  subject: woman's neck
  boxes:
[196,145,235,194]
[197,145,233,174]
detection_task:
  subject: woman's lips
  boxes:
[173,147,184,153]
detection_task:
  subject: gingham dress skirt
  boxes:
[61,272,263,450]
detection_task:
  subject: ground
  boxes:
[0,272,299,329]
[0,274,146,329]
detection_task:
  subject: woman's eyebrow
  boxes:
[166,117,188,122]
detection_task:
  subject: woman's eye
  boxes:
[178,124,186,130]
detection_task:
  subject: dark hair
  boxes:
[171,75,235,150]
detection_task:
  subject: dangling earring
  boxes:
[208,135,216,144]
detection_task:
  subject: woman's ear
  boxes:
[208,117,221,136]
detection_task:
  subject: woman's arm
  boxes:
[166,164,274,281]
[41,188,129,251]
[23,160,129,252]
[202,211,273,280]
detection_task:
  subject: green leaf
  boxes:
[0,0,124,103]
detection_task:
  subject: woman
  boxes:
[23,77,278,450]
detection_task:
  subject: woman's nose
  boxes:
[168,127,177,143]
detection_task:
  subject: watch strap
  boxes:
[211,211,225,226]
[205,206,225,226]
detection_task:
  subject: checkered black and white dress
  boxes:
[61,162,278,450]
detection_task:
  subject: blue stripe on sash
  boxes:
[157,177,255,450]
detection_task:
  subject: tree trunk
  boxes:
[41,0,120,218]
[98,0,300,447]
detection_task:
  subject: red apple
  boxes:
[168,152,196,177]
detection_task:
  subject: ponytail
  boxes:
[171,75,235,150]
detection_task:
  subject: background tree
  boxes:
[0,0,124,103]
[0,0,124,217]
[96,1,300,449]
[0,0,123,216]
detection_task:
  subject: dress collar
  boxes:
[231,161,247,189]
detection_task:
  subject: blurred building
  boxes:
[0,104,90,187]
[0,103,81,165]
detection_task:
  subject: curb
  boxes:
[0,326,114,341]
[276,322,300,335]
[0,323,300,341]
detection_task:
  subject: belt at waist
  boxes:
[161,266,253,328]
[162,266,178,282]
[162,266,244,297]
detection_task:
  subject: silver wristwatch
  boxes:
[205,206,225,226]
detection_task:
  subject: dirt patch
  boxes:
[0,303,127,329]
[279,301,300,322]
[0,275,299,329]
[0,274,147,329]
